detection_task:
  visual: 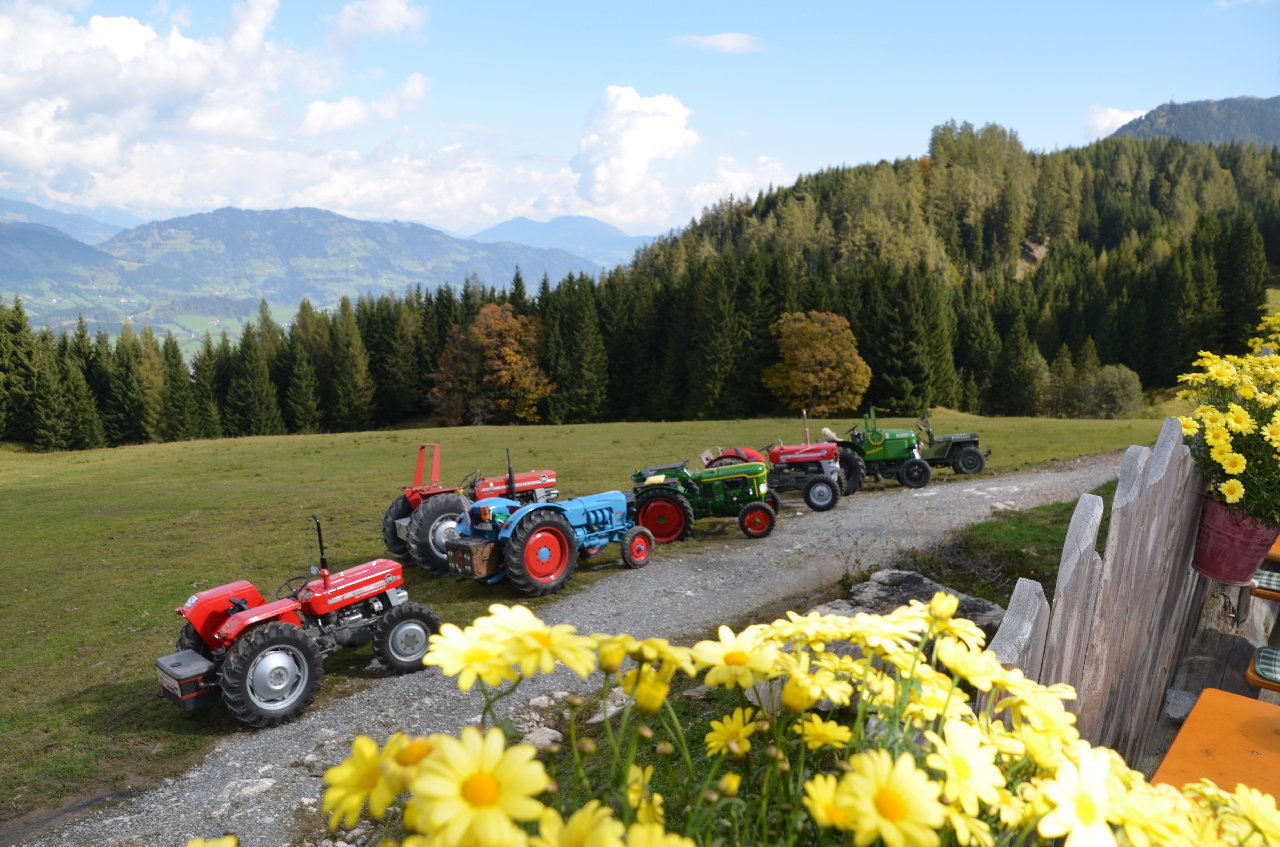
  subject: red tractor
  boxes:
[156,518,440,728]
[708,442,843,511]
[383,445,559,573]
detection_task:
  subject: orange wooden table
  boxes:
[1152,688,1280,796]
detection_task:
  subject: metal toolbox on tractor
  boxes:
[156,649,220,711]
[446,535,503,578]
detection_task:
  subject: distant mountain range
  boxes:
[0,196,124,244]
[0,205,607,341]
[469,215,654,268]
[1111,95,1280,146]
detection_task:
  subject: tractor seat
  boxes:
[641,462,686,476]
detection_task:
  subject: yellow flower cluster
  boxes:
[1176,313,1280,524]
[247,599,1280,847]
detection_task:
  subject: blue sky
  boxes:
[0,0,1276,235]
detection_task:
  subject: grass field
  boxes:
[0,411,1166,829]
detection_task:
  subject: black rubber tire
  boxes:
[737,502,776,539]
[634,489,695,543]
[838,449,866,496]
[408,493,468,573]
[764,491,782,514]
[802,477,840,512]
[707,456,745,468]
[176,622,213,659]
[219,622,322,728]
[372,601,441,673]
[382,494,413,558]
[621,526,655,568]
[505,511,579,596]
[952,447,986,475]
[898,458,932,489]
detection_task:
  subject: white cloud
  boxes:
[1086,105,1147,140]
[688,155,793,212]
[676,33,763,53]
[332,0,428,42]
[571,85,698,216]
[298,72,428,136]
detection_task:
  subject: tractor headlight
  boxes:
[760,482,768,492]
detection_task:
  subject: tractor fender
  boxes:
[497,501,568,541]
[214,598,304,644]
[721,447,765,463]
[499,491,631,541]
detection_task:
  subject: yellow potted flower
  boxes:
[1177,312,1280,584]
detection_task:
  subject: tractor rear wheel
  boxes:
[838,449,866,496]
[219,622,322,728]
[952,447,986,475]
[176,622,213,659]
[635,489,695,543]
[505,511,579,596]
[737,502,776,538]
[621,526,655,568]
[373,601,440,673]
[802,477,840,512]
[382,494,412,558]
[408,493,467,573]
[706,456,745,468]
[898,458,932,489]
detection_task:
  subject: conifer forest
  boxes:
[2,123,1278,451]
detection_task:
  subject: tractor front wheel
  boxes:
[952,447,986,475]
[373,601,441,673]
[898,458,932,489]
[621,526,655,568]
[176,622,213,659]
[219,622,322,728]
[764,491,782,514]
[505,511,579,596]
[802,477,840,512]
[737,502,776,538]
[382,494,412,558]
[408,493,468,573]
[838,449,866,496]
[635,489,695,543]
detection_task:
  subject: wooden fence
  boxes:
[988,416,1211,764]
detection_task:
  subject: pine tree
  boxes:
[161,333,195,441]
[61,350,105,449]
[284,340,322,433]
[105,322,146,445]
[987,321,1049,415]
[224,323,286,436]
[543,275,608,423]
[328,298,375,432]
[29,341,70,451]
[190,334,224,439]
[1216,209,1268,352]
[138,327,167,442]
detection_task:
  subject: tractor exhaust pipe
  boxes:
[312,514,329,571]
[507,448,517,498]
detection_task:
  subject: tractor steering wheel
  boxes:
[277,574,312,601]
[847,426,863,444]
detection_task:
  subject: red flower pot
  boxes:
[1191,497,1280,585]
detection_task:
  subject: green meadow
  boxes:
[0,411,1166,828]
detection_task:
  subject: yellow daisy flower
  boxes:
[1036,746,1119,847]
[1203,425,1232,448]
[622,822,694,847]
[424,622,518,691]
[591,632,637,673]
[705,706,757,758]
[323,735,401,829]
[531,800,625,847]
[1218,452,1247,475]
[1225,403,1256,434]
[691,625,778,690]
[1177,416,1199,437]
[1219,478,1246,504]
[792,713,853,751]
[845,749,946,847]
[924,720,1004,816]
[185,839,238,847]
[716,772,742,797]
[802,772,858,831]
[626,764,664,824]
[412,725,549,847]
[510,620,598,678]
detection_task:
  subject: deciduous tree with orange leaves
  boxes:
[762,311,872,416]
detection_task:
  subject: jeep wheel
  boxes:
[408,493,467,573]
[898,458,932,489]
[382,493,412,558]
[505,511,578,596]
[953,447,986,475]
[621,526,655,568]
[737,502,776,538]
[802,477,839,511]
[219,622,322,728]
[373,601,440,673]
[635,489,695,543]
[838,449,866,496]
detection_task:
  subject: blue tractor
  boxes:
[442,491,655,596]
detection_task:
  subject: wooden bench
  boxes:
[1152,687,1280,795]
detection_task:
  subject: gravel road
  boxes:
[12,453,1123,847]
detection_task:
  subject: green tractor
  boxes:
[820,407,933,492]
[914,412,989,475]
[630,458,780,543]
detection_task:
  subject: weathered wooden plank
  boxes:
[1072,446,1149,743]
[1040,494,1104,712]
[989,577,1050,680]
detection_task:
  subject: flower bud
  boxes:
[656,741,675,757]
[577,738,597,754]
[565,694,587,709]
[637,724,655,740]
[716,772,741,797]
